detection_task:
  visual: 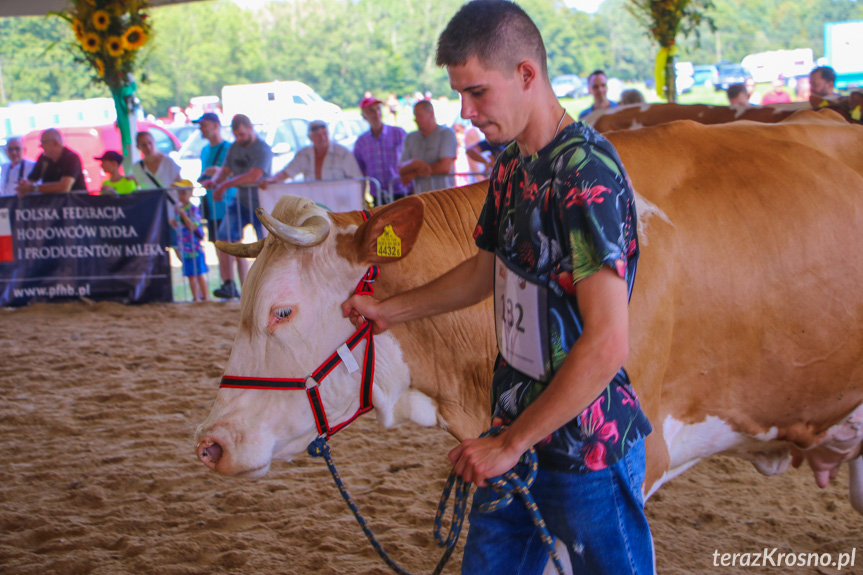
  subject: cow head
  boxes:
[195,195,424,476]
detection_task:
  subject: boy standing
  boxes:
[172,186,209,301]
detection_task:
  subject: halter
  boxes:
[219,210,380,440]
[219,264,379,439]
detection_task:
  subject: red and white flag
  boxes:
[0,208,13,262]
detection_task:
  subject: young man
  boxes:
[809,66,837,98]
[578,69,618,120]
[194,112,241,300]
[342,2,653,573]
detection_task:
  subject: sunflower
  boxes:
[94,57,105,78]
[82,32,101,53]
[92,9,111,31]
[122,25,147,50]
[73,18,86,42]
[106,35,125,57]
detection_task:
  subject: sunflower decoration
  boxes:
[91,9,110,31]
[55,0,153,90]
[123,25,147,51]
[627,0,715,101]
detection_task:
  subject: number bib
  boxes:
[494,253,551,381]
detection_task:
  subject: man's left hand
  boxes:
[448,434,523,487]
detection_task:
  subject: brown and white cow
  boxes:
[196,110,863,518]
[583,102,805,132]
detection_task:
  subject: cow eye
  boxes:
[274,307,292,320]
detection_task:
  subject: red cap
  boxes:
[360,97,383,109]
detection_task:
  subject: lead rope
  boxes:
[307,426,566,575]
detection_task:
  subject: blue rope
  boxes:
[307,428,566,575]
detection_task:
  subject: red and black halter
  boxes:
[219,210,380,439]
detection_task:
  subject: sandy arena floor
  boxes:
[0,301,860,574]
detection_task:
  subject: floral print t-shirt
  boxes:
[473,122,652,473]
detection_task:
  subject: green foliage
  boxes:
[1,0,861,114]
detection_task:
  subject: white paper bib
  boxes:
[494,254,551,381]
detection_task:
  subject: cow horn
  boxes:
[214,239,265,258]
[256,208,330,247]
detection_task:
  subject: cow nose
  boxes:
[197,439,223,470]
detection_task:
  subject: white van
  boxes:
[221,81,340,125]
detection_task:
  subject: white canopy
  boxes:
[0,0,207,18]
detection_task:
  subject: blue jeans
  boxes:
[217,187,264,243]
[462,440,654,575]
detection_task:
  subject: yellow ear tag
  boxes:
[376,225,402,258]
[818,99,830,108]
[851,105,861,122]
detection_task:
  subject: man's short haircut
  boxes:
[726,83,747,101]
[231,114,253,130]
[811,66,836,85]
[435,0,547,76]
[308,120,327,133]
[587,70,607,84]
[5,136,22,148]
[414,99,434,114]
[41,128,62,144]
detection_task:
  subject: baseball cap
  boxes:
[360,97,383,109]
[193,112,221,124]
[95,150,124,163]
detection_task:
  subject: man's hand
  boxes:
[258,178,272,190]
[16,180,34,196]
[213,184,227,202]
[341,294,391,334]
[199,179,215,190]
[447,433,524,487]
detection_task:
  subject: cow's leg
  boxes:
[849,456,863,514]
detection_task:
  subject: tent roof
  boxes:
[0,0,207,18]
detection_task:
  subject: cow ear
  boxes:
[355,196,424,263]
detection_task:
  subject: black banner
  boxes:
[0,191,172,306]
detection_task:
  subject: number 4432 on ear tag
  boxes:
[376,225,402,258]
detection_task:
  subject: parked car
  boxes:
[329,112,367,151]
[21,121,181,193]
[165,124,199,147]
[551,74,588,98]
[692,65,719,88]
[675,62,695,94]
[715,64,753,91]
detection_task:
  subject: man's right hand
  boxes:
[199,179,214,189]
[258,179,271,190]
[341,294,391,334]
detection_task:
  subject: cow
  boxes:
[583,102,805,132]
[196,110,863,530]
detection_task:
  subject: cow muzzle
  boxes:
[196,438,223,470]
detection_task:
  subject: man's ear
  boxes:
[517,60,537,91]
[353,196,424,263]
